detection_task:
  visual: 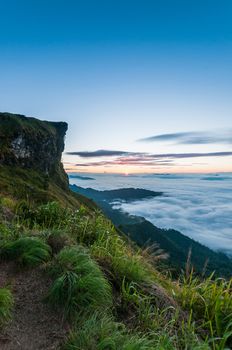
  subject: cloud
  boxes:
[138,130,232,145]
[66,142,232,170]
[151,151,232,159]
[110,174,232,253]
[72,151,232,168]
[69,172,232,253]
[66,149,137,157]
[75,158,176,167]
[138,132,194,142]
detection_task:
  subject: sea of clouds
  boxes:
[69,173,232,254]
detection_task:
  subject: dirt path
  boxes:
[0,262,69,350]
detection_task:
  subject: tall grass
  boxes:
[90,214,152,285]
[47,246,112,319]
[2,199,232,349]
[0,237,51,267]
[177,270,232,349]
[63,312,155,350]
[0,288,13,327]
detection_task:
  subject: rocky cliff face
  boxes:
[0,113,68,188]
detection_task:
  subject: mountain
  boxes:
[70,184,232,277]
[0,113,232,349]
[0,112,95,209]
[71,185,162,201]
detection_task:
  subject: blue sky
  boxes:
[0,1,232,173]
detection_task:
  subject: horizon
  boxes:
[1,1,232,173]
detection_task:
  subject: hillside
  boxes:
[70,184,232,277]
[0,113,232,349]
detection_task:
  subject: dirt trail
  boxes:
[0,262,69,350]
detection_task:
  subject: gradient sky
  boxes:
[0,0,232,173]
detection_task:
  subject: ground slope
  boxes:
[0,263,69,350]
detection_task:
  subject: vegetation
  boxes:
[0,288,13,327]
[46,246,112,319]
[0,114,232,349]
[178,272,232,349]
[70,184,232,278]
[0,237,51,267]
[1,194,232,349]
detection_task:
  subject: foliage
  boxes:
[0,237,51,267]
[89,214,152,285]
[46,246,112,319]
[177,271,232,349]
[63,313,154,350]
[0,288,13,327]
[1,190,232,349]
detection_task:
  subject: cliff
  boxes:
[0,113,94,207]
[0,112,68,189]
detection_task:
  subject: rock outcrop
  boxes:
[0,112,68,188]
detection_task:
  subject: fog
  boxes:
[69,173,232,254]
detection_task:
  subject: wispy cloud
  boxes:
[138,130,232,145]
[151,151,232,159]
[66,149,137,157]
[70,151,232,168]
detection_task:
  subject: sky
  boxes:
[0,0,232,173]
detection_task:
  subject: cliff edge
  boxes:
[0,112,68,189]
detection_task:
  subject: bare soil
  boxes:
[0,262,69,350]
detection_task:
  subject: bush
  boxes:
[34,201,70,228]
[47,246,112,319]
[0,237,51,267]
[0,288,13,327]
[46,230,70,254]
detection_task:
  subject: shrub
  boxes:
[0,288,13,327]
[47,246,112,319]
[0,237,51,267]
[34,201,70,228]
[46,230,70,254]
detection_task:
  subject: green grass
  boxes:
[0,237,51,267]
[177,271,232,349]
[89,214,152,285]
[63,313,154,350]
[0,288,13,327]
[46,246,112,319]
[1,196,232,349]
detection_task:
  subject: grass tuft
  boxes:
[0,288,13,327]
[47,246,112,319]
[63,313,154,350]
[0,237,51,267]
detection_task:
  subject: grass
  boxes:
[46,246,112,319]
[177,270,232,349]
[89,214,152,285]
[0,237,51,267]
[1,197,232,349]
[63,313,155,350]
[0,288,13,327]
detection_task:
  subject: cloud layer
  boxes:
[66,150,133,157]
[67,150,232,168]
[69,173,232,254]
[138,130,232,144]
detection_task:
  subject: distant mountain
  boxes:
[68,174,95,180]
[70,184,232,277]
[71,185,162,202]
